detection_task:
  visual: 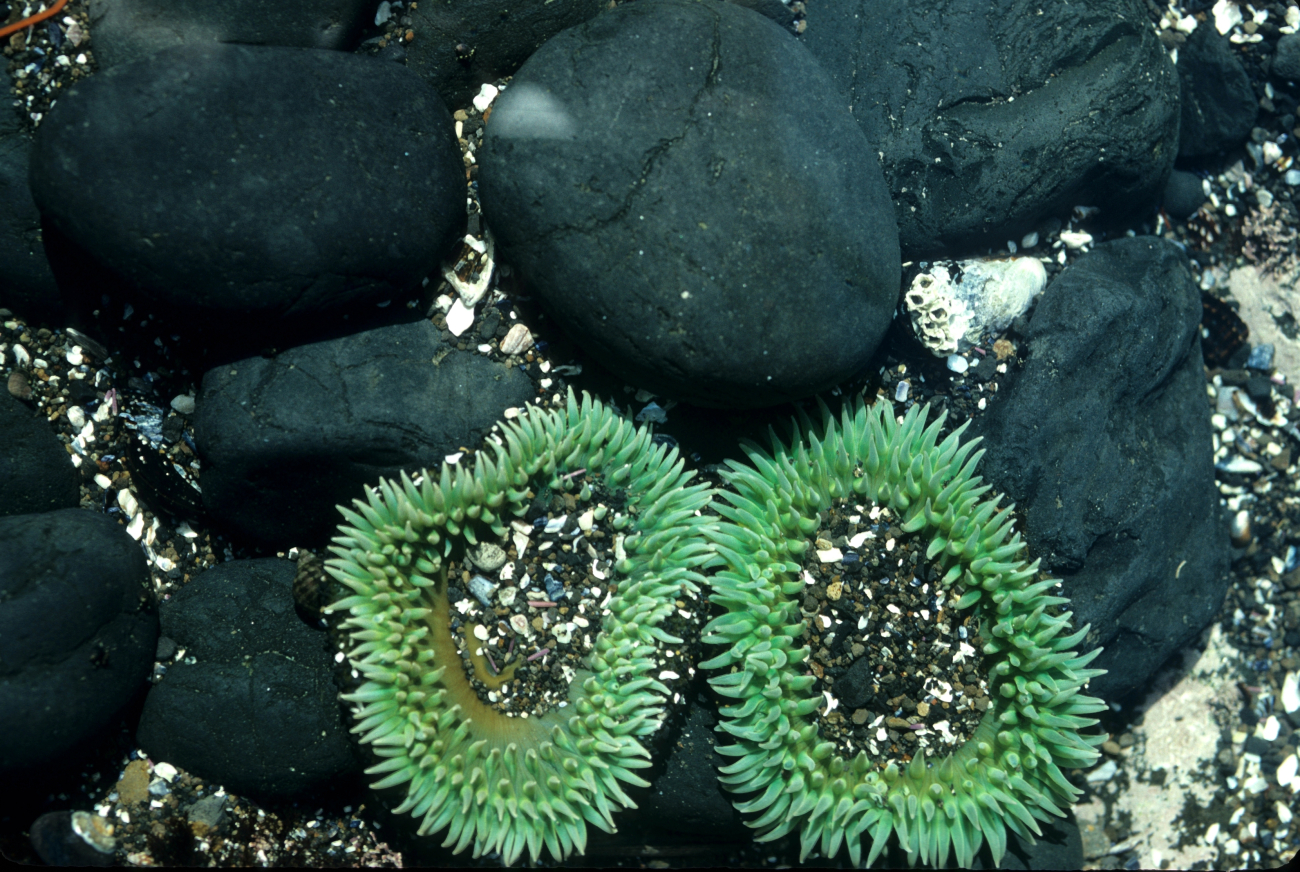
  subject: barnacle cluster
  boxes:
[702,398,1107,867]
[324,390,713,864]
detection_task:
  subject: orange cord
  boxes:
[0,0,70,41]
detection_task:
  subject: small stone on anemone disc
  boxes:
[701,397,1108,868]
[797,500,993,769]
[324,389,714,865]
[441,469,705,720]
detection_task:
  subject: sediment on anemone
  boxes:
[701,396,1108,868]
[324,389,714,865]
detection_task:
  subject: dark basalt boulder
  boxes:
[970,237,1230,703]
[479,0,901,409]
[193,320,535,550]
[136,558,358,799]
[800,0,1180,258]
[29,43,466,362]
[0,509,157,774]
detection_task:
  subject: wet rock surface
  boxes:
[800,0,1179,258]
[192,320,534,550]
[0,508,156,773]
[970,237,1230,703]
[479,0,900,408]
[28,43,465,361]
[0,392,80,516]
[135,558,359,799]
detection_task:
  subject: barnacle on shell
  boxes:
[324,389,713,864]
[702,397,1107,867]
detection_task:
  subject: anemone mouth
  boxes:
[702,396,1108,868]
[324,389,714,865]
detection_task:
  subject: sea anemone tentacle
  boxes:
[325,389,714,864]
[703,396,1106,867]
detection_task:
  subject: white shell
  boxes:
[1279,754,1300,790]
[500,323,534,355]
[1282,670,1299,714]
[1059,230,1093,249]
[442,230,495,307]
[473,83,500,113]
[445,298,475,337]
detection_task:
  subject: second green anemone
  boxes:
[702,396,1107,867]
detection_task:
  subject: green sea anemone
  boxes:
[324,389,713,864]
[702,397,1107,867]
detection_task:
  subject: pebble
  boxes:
[468,575,497,607]
[7,370,31,400]
[500,322,533,355]
[445,298,475,336]
[1087,759,1118,784]
[472,83,499,113]
[468,541,507,572]
[1284,671,1299,714]
[29,811,114,867]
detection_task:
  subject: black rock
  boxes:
[832,657,874,710]
[800,0,1179,258]
[1275,33,1300,83]
[0,111,61,325]
[1243,734,1272,758]
[1162,169,1208,221]
[970,237,1230,703]
[0,393,81,517]
[976,813,1085,871]
[1176,21,1258,157]
[29,43,466,361]
[402,0,609,111]
[88,0,373,70]
[639,689,749,838]
[479,0,900,408]
[135,558,359,799]
[0,509,157,773]
[192,320,534,549]
[1245,375,1274,403]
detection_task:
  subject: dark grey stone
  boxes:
[480,0,900,408]
[639,688,748,838]
[135,558,358,799]
[0,393,80,517]
[799,0,1179,258]
[28,43,465,358]
[831,656,873,710]
[88,0,373,70]
[0,509,157,773]
[1275,33,1300,83]
[969,237,1229,703]
[1177,22,1259,157]
[979,815,1085,871]
[0,67,60,325]
[1162,168,1207,220]
[192,320,534,549]
[402,0,609,111]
